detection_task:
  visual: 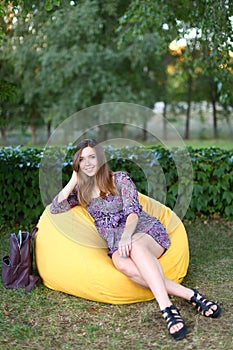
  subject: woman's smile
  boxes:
[85,166,96,175]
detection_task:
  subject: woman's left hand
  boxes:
[118,234,132,258]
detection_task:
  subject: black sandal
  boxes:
[189,289,222,318]
[161,305,188,341]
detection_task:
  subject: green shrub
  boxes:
[0,146,44,225]
[0,145,232,225]
[186,147,233,218]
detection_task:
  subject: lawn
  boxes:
[0,219,232,350]
[179,139,233,150]
[154,139,233,150]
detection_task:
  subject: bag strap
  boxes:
[30,227,39,240]
[24,275,40,294]
[25,226,40,293]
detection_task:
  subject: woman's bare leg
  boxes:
[113,233,185,335]
[112,233,217,317]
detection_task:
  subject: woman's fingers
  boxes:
[118,240,132,257]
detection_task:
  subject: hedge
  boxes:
[0,145,232,225]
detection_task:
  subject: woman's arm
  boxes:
[57,170,78,203]
[50,171,79,214]
[118,212,138,257]
[115,172,142,257]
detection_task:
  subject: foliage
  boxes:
[1,0,232,146]
[119,0,233,99]
[0,145,232,225]
[0,80,17,102]
[0,146,44,224]
[0,80,18,138]
[118,0,233,139]
[1,0,164,144]
[0,0,62,100]
[188,147,233,218]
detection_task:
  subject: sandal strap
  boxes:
[190,289,221,317]
[161,305,188,340]
[161,305,185,331]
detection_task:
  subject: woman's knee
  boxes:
[131,233,149,254]
[112,253,136,278]
[131,233,164,259]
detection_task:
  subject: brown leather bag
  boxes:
[2,227,40,293]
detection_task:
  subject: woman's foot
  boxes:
[189,289,222,318]
[161,305,188,341]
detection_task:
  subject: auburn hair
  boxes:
[72,139,118,206]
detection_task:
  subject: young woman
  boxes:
[50,138,221,341]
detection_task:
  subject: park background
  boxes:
[0,1,233,350]
[0,0,233,146]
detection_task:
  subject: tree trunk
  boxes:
[1,127,6,146]
[212,83,218,139]
[212,99,218,139]
[122,123,127,138]
[162,101,167,140]
[142,121,147,141]
[98,125,107,141]
[222,105,233,136]
[47,120,51,140]
[185,75,193,140]
[31,111,36,145]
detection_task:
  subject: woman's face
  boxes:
[79,146,98,177]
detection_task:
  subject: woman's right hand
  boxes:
[57,170,78,203]
[70,170,78,187]
[118,234,132,258]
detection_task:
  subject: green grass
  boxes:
[181,139,233,150]
[0,219,233,350]
[161,139,233,150]
[145,138,233,151]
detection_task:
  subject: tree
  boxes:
[0,0,63,144]
[118,0,233,139]
[0,2,18,145]
[6,0,163,142]
[0,0,62,102]
[4,2,51,144]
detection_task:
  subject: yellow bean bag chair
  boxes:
[35,193,189,304]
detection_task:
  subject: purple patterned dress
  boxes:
[50,171,170,256]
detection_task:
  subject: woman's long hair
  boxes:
[72,139,118,206]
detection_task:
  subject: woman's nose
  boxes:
[84,158,90,166]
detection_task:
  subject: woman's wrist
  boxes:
[122,230,133,238]
[57,176,77,203]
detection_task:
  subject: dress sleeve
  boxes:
[50,187,79,214]
[115,171,142,217]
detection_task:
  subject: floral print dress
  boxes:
[50,171,170,256]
